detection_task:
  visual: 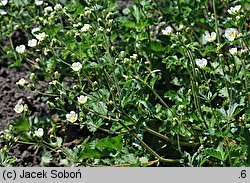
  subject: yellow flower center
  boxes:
[230,32,235,39]
[70,116,77,122]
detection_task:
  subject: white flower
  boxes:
[0,0,8,6]
[93,5,103,10]
[227,5,241,15]
[229,48,237,55]
[0,9,7,15]
[71,62,82,72]
[49,80,57,85]
[29,73,35,80]
[54,4,62,11]
[35,32,46,41]
[240,49,247,54]
[204,31,216,42]
[35,0,43,6]
[77,95,88,104]
[34,128,44,138]
[44,6,53,12]
[66,111,78,123]
[195,58,207,68]
[28,39,38,47]
[31,27,40,35]
[81,24,91,32]
[139,157,148,163]
[130,54,137,60]
[178,104,186,110]
[162,26,173,35]
[62,7,68,13]
[178,24,185,30]
[14,104,24,113]
[84,10,92,16]
[225,28,237,41]
[15,45,26,54]
[36,32,46,40]
[16,78,26,86]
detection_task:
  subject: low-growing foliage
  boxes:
[0,0,250,166]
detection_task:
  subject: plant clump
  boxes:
[0,0,250,167]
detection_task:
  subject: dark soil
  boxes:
[0,29,50,166]
[0,65,49,131]
[0,46,94,167]
[9,144,44,167]
[0,64,52,166]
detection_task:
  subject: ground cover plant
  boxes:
[0,0,250,167]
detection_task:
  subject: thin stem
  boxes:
[132,131,183,163]
[225,139,232,166]
[241,40,250,123]
[17,140,36,145]
[137,0,152,68]
[212,0,220,44]
[200,70,222,130]
[133,75,179,117]
[177,134,183,156]
[90,160,159,167]
[78,72,82,86]
[177,0,183,14]
[183,46,209,129]
[84,104,182,163]
[8,36,17,60]
[144,127,200,148]
[35,90,59,97]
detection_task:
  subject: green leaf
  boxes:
[63,147,80,161]
[79,145,109,160]
[123,21,136,28]
[72,5,84,18]
[12,0,29,6]
[96,135,123,151]
[218,87,229,98]
[211,62,223,75]
[111,121,134,132]
[11,117,30,134]
[203,148,223,161]
[203,142,227,161]
[233,56,242,71]
[91,101,108,116]
[9,58,22,68]
[150,75,158,89]
[151,41,165,52]
[199,156,209,166]
[122,8,130,15]
[227,103,239,119]
[217,107,227,120]
[55,137,63,147]
[111,33,118,41]
[44,24,62,37]
[131,5,140,23]
[40,151,52,166]
[45,59,55,72]
[0,149,16,167]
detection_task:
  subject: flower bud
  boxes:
[92,81,98,90]
[46,101,55,108]
[55,97,65,106]
[75,34,82,42]
[54,71,60,79]
[28,84,36,91]
[29,73,36,81]
[60,91,67,98]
